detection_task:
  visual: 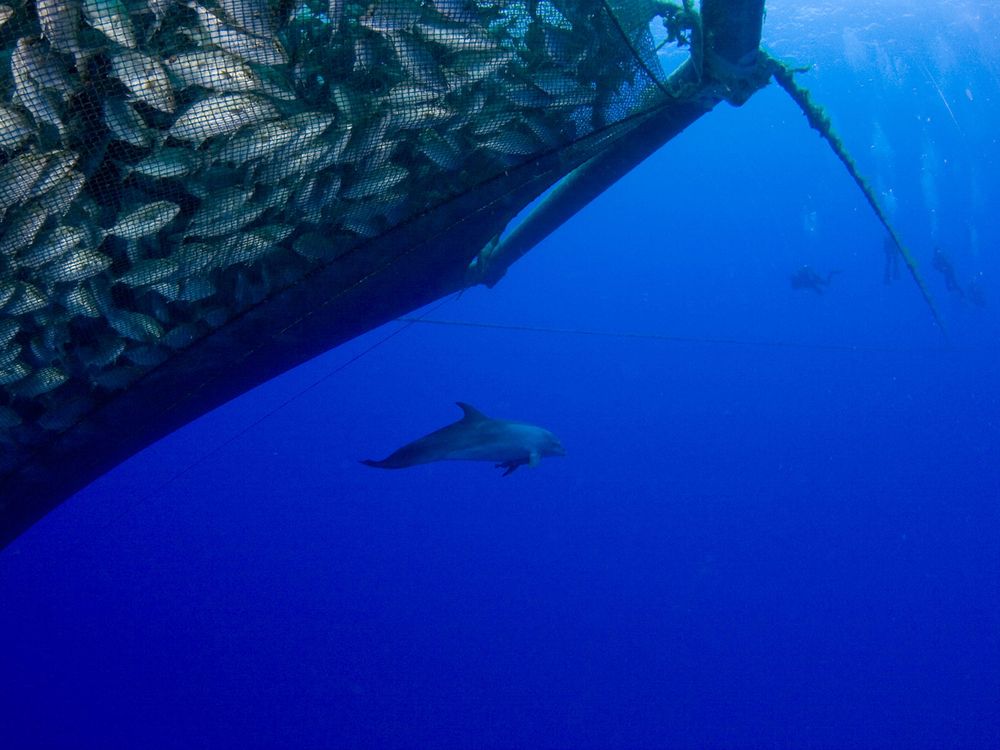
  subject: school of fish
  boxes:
[0,0,669,470]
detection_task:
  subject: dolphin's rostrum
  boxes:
[362,403,565,475]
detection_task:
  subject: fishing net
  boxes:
[0,0,764,540]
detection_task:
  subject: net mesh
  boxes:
[0,0,684,482]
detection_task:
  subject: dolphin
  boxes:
[362,403,565,476]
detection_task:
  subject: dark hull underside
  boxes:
[0,0,765,548]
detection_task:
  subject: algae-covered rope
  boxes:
[765,55,947,338]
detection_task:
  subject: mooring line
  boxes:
[765,55,948,340]
[399,317,947,355]
[85,296,459,545]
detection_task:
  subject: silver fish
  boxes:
[129,148,202,179]
[255,183,292,211]
[327,0,344,26]
[165,48,263,93]
[161,323,200,349]
[213,119,296,164]
[0,104,33,151]
[478,130,540,156]
[344,114,392,162]
[11,37,77,97]
[384,83,444,108]
[254,142,328,184]
[176,277,216,301]
[29,150,79,198]
[342,164,409,199]
[173,243,216,274]
[188,2,287,67]
[337,207,380,238]
[0,283,17,312]
[389,32,449,92]
[147,0,176,23]
[1,344,22,370]
[218,229,275,265]
[112,50,176,112]
[418,20,498,52]
[430,0,480,25]
[0,319,19,347]
[169,93,278,143]
[287,111,337,141]
[221,0,275,38]
[392,101,452,130]
[39,248,112,283]
[19,225,86,268]
[503,83,551,109]
[361,1,420,34]
[5,282,48,315]
[11,41,67,138]
[0,361,31,386]
[522,112,562,147]
[109,310,164,342]
[293,231,343,261]
[110,200,180,239]
[83,0,138,49]
[63,283,103,318]
[104,97,155,148]
[12,366,68,398]
[416,133,461,170]
[80,337,127,369]
[352,36,377,73]
[470,111,517,136]
[257,74,297,102]
[36,0,83,58]
[253,223,293,243]
[0,152,50,210]
[446,49,515,84]
[118,258,179,286]
[37,169,86,219]
[0,205,48,257]
[186,186,250,235]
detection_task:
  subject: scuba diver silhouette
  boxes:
[790,265,840,294]
[968,273,987,308]
[931,246,964,297]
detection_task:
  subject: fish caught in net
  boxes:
[0,0,768,545]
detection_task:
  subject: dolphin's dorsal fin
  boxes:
[456,402,489,422]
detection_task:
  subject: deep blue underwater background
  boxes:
[2,1,999,748]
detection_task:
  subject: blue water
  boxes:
[2,2,999,747]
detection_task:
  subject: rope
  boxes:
[399,317,947,355]
[81,295,458,547]
[765,55,949,340]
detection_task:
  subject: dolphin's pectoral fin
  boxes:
[495,460,525,476]
[495,451,541,476]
